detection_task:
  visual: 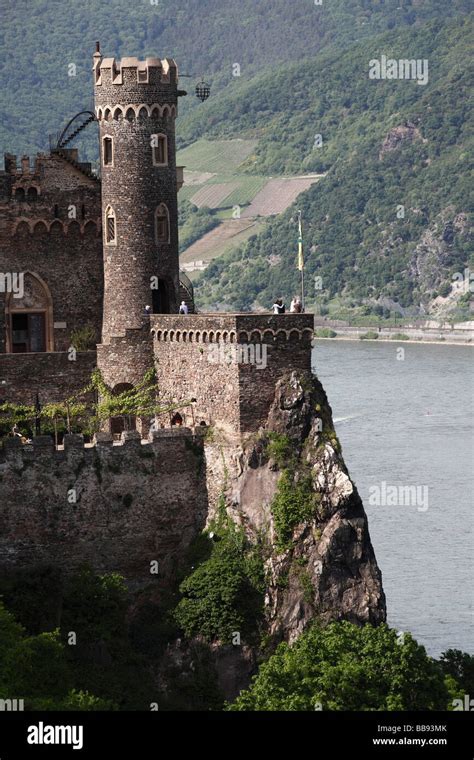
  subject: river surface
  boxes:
[313,340,473,656]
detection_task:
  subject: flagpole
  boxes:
[297,210,305,312]
[301,263,305,312]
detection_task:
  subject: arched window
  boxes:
[155,204,170,243]
[102,136,114,167]
[27,187,38,201]
[152,134,168,166]
[5,272,54,353]
[105,205,116,245]
[14,187,25,201]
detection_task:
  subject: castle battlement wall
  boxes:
[151,314,314,434]
[0,428,207,579]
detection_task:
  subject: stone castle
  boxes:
[0,44,314,435]
[0,47,385,647]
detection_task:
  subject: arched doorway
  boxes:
[152,279,170,314]
[5,272,54,353]
[110,382,136,437]
[171,412,183,426]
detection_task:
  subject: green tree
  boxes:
[174,514,265,644]
[439,649,474,696]
[0,602,112,710]
[229,622,451,711]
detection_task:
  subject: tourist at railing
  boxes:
[272,298,286,314]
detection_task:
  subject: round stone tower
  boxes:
[93,43,180,342]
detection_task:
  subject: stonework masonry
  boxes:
[0,152,103,356]
[151,313,314,434]
[96,327,154,390]
[0,428,208,579]
[0,351,97,406]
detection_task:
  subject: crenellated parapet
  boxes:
[94,55,178,88]
[93,46,179,113]
[0,427,204,466]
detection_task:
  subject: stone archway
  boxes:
[5,272,54,353]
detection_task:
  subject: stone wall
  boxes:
[0,428,208,579]
[0,152,103,353]
[97,327,153,390]
[151,313,314,434]
[0,351,97,405]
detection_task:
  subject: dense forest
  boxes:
[0,0,470,158]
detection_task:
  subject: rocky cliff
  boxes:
[204,370,386,646]
[156,369,385,704]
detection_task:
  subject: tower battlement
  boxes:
[93,44,178,111]
[94,56,178,87]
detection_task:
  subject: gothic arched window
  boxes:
[5,272,54,353]
[105,205,117,245]
[155,204,170,243]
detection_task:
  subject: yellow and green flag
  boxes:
[297,214,304,271]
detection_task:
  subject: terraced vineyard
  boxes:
[189,181,240,209]
[177,138,258,173]
[241,176,323,218]
[177,139,324,271]
[180,218,265,275]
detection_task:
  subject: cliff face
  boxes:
[204,370,386,644]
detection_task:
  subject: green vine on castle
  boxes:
[0,367,196,440]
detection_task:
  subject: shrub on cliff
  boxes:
[228,622,452,711]
[174,515,265,645]
[271,469,321,551]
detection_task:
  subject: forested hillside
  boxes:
[0,0,469,158]
[0,2,471,318]
[191,16,473,316]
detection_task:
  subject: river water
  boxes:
[313,340,473,656]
